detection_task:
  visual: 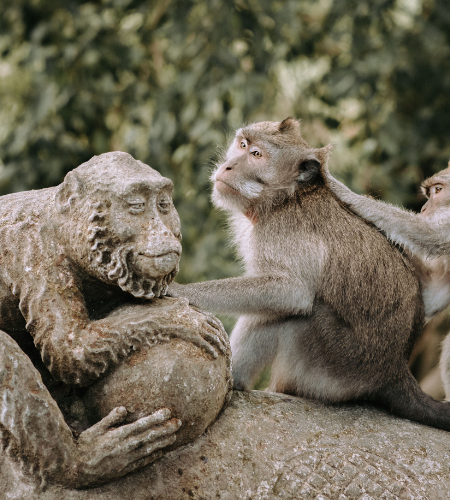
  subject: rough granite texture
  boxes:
[3,390,449,499]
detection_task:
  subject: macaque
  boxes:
[169,118,450,431]
[325,164,450,398]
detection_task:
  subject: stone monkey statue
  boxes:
[169,118,450,431]
[326,164,450,398]
[0,152,228,488]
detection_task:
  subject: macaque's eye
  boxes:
[128,202,145,214]
[435,186,443,193]
[251,149,262,158]
[158,198,172,214]
[240,140,247,149]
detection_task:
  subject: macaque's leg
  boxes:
[230,316,280,390]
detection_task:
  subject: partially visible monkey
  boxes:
[168,118,450,431]
[325,164,450,398]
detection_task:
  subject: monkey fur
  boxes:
[169,118,450,431]
[327,163,450,399]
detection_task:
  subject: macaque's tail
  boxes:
[377,370,450,431]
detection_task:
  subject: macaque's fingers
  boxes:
[166,282,184,298]
[121,418,181,454]
[81,406,128,439]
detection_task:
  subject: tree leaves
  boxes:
[2,0,450,284]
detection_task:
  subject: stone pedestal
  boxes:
[4,390,449,499]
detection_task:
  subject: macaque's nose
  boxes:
[421,202,429,214]
[217,158,241,178]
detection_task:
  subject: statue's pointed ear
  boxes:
[55,170,85,213]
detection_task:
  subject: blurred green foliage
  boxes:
[2,0,450,294]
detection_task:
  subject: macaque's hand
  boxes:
[165,284,229,358]
[66,407,181,488]
[166,282,185,298]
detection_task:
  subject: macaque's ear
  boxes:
[55,171,85,213]
[297,159,321,183]
[314,143,335,171]
[278,117,300,133]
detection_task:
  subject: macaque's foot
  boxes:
[64,407,181,489]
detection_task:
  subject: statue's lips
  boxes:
[135,252,180,277]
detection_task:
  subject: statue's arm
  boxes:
[0,330,180,489]
[19,265,227,386]
[326,173,450,258]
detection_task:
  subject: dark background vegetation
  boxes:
[1,0,450,393]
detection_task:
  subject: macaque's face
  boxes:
[420,173,450,221]
[213,136,272,203]
[210,119,327,214]
[107,175,182,279]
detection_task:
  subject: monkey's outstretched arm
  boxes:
[326,173,450,258]
[168,275,315,316]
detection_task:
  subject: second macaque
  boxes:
[325,164,450,398]
[168,118,450,431]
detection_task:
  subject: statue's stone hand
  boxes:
[188,305,229,356]
[167,300,228,359]
[66,407,181,489]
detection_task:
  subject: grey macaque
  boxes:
[169,118,450,431]
[326,164,450,398]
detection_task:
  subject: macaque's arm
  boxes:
[326,173,450,258]
[168,275,315,316]
[19,263,227,386]
[0,330,180,489]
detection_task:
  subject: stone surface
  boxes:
[0,151,231,488]
[84,302,231,448]
[4,390,449,499]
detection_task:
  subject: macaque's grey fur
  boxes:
[326,165,450,399]
[169,118,450,430]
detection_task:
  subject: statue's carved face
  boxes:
[62,153,183,299]
[89,177,181,299]
[109,175,181,276]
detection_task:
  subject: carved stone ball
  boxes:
[83,300,231,448]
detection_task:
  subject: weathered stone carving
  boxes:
[5,391,450,499]
[0,152,231,489]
